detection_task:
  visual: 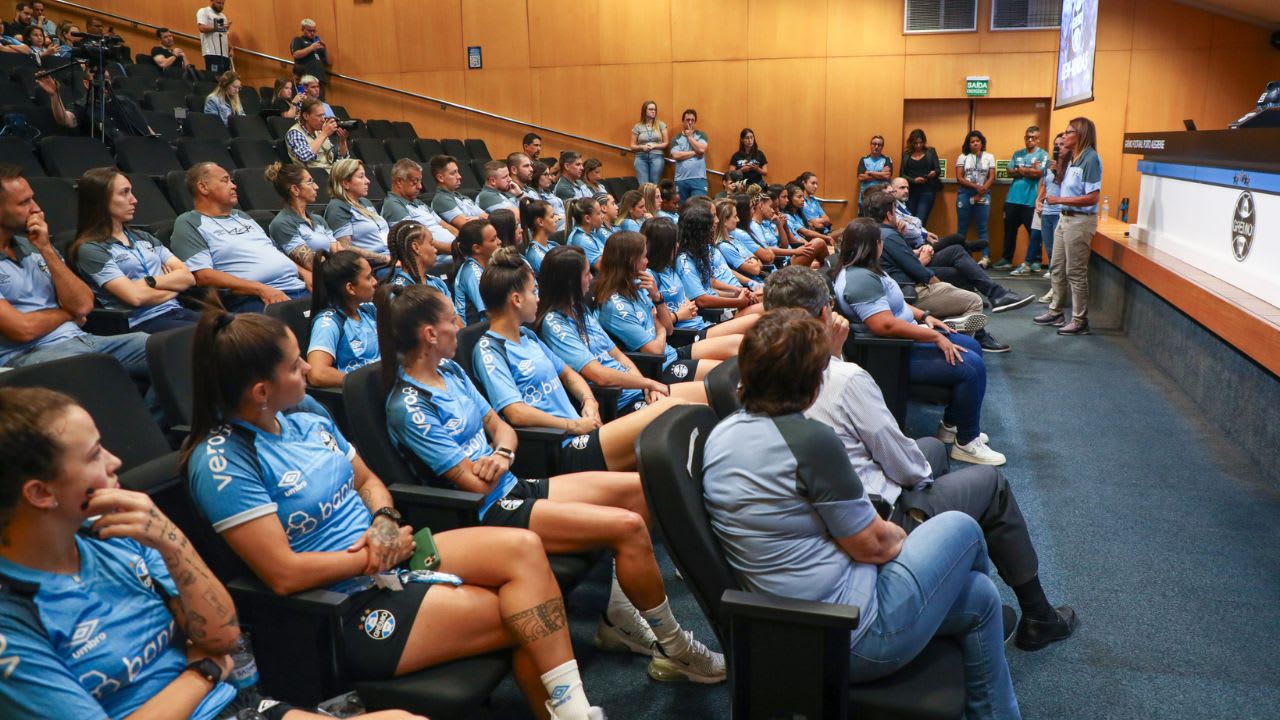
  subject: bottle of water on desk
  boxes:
[1100,196,1111,218]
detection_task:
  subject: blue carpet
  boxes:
[486,278,1280,719]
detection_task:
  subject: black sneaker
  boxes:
[1057,319,1091,336]
[976,330,1011,353]
[991,292,1035,313]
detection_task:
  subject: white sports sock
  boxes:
[640,597,688,654]
[605,564,635,624]
[541,659,591,719]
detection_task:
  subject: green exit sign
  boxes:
[966,76,989,97]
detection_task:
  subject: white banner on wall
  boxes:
[1055,0,1098,109]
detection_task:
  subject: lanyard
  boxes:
[121,230,152,276]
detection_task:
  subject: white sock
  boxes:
[606,564,635,624]
[541,659,591,719]
[640,597,688,654]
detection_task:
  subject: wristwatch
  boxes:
[492,445,515,462]
[185,657,222,686]
[144,275,157,288]
[919,311,932,324]
[372,507,403,526]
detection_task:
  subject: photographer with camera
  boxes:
[196,0,231,75]
[290,19,329,100]
[286,96,349,171]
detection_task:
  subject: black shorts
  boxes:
[339,582,431,681]
[662,356,700,385]
[557,429,608,473]
[481,477,551,529]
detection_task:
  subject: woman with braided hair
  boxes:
[385,220,448,295]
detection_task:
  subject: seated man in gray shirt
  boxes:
[475,159,521,213]
[428,154,486,230]
[170,163,310,313]
[762,265,1077,652]
[381,159,456,256]
[702,309,1020,716]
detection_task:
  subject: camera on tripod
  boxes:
[70,32,125,68]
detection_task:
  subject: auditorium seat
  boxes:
[164,169,194,213]
[329,104,351,121]
[351,138,392,166]
[126,174,178,235]
[26,176,76,238]
[457,158,481,190]
[391,121,417,140]
[182,112,231,142]
[383,137,419,163]
[123,63,160,81]
[0,137,46,178]
[231,167,281,211]
[365,169,387,202]
[3,105,64,139]
[619,176,640,193]
[192,81,216,98]
[365,119,396,139]
[176,137,236,171]
[37,136,116,179]
[440,138,469,163]
[142,90,186,113]
[229,138,279,169]
[155,77,191,94]
[238,90,262,114]
[115,136,184,176]
[309,168,331,203]
[371,164,393,193]
[416,138,444,161]
[143,110,181,143]
[247,209,275,234]
[113,75,155,98]
[184,94,205,113]
[228,114,271,140]
[464,139,491,162]
[266,115,293,140]
[603,177,627,201]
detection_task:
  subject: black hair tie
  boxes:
[213,313,235,332]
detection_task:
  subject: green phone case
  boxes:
[409,527,440,571]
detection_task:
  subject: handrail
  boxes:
[49,0,854,203]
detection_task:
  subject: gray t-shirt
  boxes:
[672,130,708,181]
[170,210,306,292]
[381,193,455,245]
[430,189,485,225]
[324,198,389,254]
[702,411,880,648]
[268,209,335,254]
[475,187,520,213]
[75,229,183,327]
[632,121,666,157]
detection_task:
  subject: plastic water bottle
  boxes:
[1119,198,1130,223]
[1100,196,1111,218]
[228,632,260,690]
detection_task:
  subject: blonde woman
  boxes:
[323,158,391,271]
[641,182,660,220]
[630,100,669,185]
[203,71,244,126]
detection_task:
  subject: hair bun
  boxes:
[490,245,524,268]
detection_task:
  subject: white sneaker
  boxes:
[951,437,1007,466]
[648,630,726,684]
[546,702,608,720]
[1042,270,1051,279]
[977,257,990,268]
[942,313,988,334]
[1038,290,1053,304]
[594,610,658,657]
[936,423,988,445]
[1009,263,1031,276]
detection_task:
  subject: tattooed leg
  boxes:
[503,597,567,645]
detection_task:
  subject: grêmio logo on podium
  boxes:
[1231,191,1255,262]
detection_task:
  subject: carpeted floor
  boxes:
[485,276,1280,719]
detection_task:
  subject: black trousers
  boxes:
[1001,203,1036,263]
[929,244,1008,302]
[204,54,231,75]
[897,437,1040,587]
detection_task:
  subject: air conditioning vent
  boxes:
[991,0,1062,30]
[904,0,978,33]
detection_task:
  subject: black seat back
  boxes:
[229,138,278,169]
[464,138,491,162]
[143,110,181,143]
[0,137,45,178]
[164,169,194,213]
[26,176,76,237]
[365,119,396,139]
[266,115,293,140]
[453,320,490,387]
[391,121,417,140]
[383,137,420,163]
[145,325,196,426]
[264,298,313,349]
[176,137,236,170]
[0,354,170,472]
[704,356,741,419]
[440,138,469,163]
[230,167,281,212]
[342,363,417,486]
[351,137,391,166]
[416,138,444,162]
[115,136,184,176]
[228,114,271,140]
[126,174,178,233]
[142,90,185,113]
[154,77,190,94]
[238,90,262,114]
[37,136,116,179]
[182,112,231,142]
[636,404,735,644]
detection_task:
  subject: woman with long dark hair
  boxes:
[681,204,762,302]
[70,168,200,332]
[783,181,833,244]
[1034,117,1101,336]
[645,215,760,336]
[536,245,707,413]
[452,218,500,325]
[181,312,605,720]
[565,197,606,271]
[901,128,942,226]
[728,128,768,187]
[531,161,566,231]
[520,197,559,272]
[385,220,449,295]
[831,219,1006,466]
[377,283,726,685]
[711,197,765,284]
[794,172,832,234]
[489,208,522,249]
[305,249,379,388]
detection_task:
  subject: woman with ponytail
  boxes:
[520,197,558,272]
[783,181,833,245]
[182,310,606,720]
[305,249,379,388]
[266,161,337,275]
[451,218,500,325]
[385,220,449,295]
[377,283,726,686]
[566,197,606,271]
[745,185,828,268]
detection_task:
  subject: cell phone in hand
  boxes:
[409,527,440,571]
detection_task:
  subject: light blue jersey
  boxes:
[187,410,373,594]
[0,536,236,720]
[540,309,644,411]
[567,226,605,267]
[385,363,518,518]
[0,236,84,364]
[309,302,380,373]
[388,267,450,295]
[74,229,183,328]
[676,251,716,302]
[452,257,485,325]
[651,267,707,330]
[597,290,677,369]
[524,240,558,273]
[801,196,827,230]
[473,327,580,426]
[619,218,642,233]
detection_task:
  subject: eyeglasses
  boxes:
[1063,129,1078,136]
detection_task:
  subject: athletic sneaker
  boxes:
[546,702,608,720]
[1038,290,1053,304]
[648,631,727,684]
[991,258,1012,270]
[942,313,988,334]
[991,292,1035,313]
[1030,262,1043,273]
[1042,270,1051,279]
[977,257,990,268]
[936,423,988,445]
[951,437,1007,466]
[595,610,658,657]
[1009,263,1032,276]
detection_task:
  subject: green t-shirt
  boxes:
[1007,147,1049,206]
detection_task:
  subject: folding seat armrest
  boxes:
[668,328,699,348]
[84,308,133,336]
[389,482,483,531]
[586,383,620,422]
[227,576,355,616]
[624,351,665,380]
[721,589,857,720]
[512,425,569,479]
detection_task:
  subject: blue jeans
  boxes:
[850,511,1020,720]
[956,192,991,258]
[634,154,664,185]
[909,332,985,444]
[1040,213,1059,264]
[9,332,150,379]
[132,306,202,333]
[224,287,311,314]
[676,178,708,203]
[907,187,937,228]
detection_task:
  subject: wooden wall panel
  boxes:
[904,30,981,57]
[397,71,468,141]
[670,61,749,177]
[599,0,671,65]
[669,0,747,63]
[463,68,535,161]
[747,0,827,59]
[904,52,1055,99]
[331,1,403,77]
[826,56,906,226]
[461,0,530,70]
[1095,0,1135,51]
[527,0,601,68]
[1130,0,1213,51]
[394,0,462,72]
[532,65,608,146]
[745,58,827,188]
[826,1,906,57]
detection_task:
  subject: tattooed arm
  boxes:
[85,488,240,654]
[350,451,414,576]
[287,243,315,271]
[335,237,390,267]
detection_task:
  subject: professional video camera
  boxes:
[70,31,127,67]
